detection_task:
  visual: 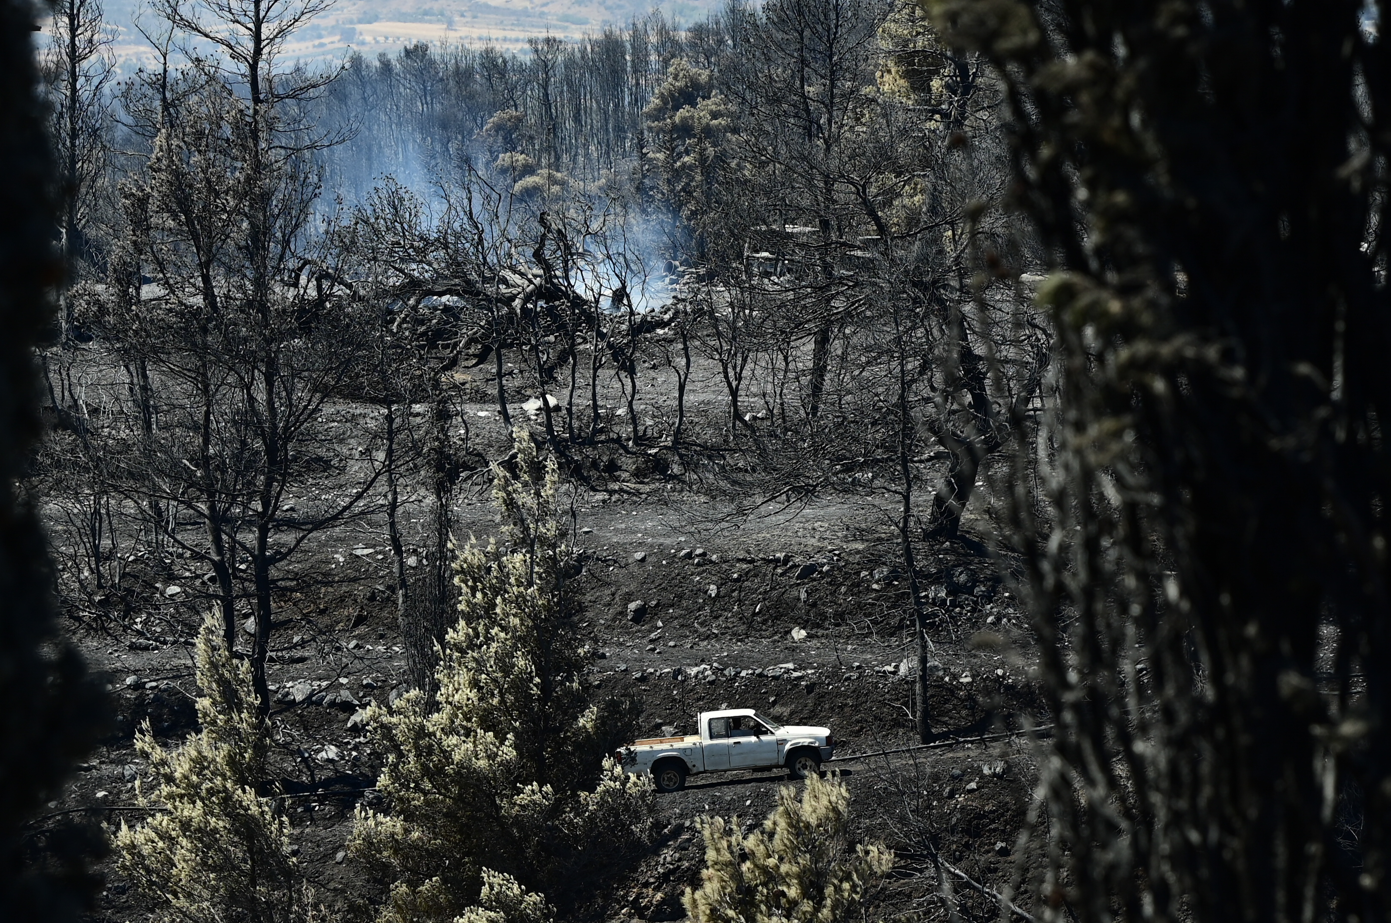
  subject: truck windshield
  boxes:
[754,713,782,731]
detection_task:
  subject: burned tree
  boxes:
[929,1,1391,921]
[93,0,375,719]
[0,2,108,917]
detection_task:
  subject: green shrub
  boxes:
[353,432,652,923]
[115,614,316,923]
[685,773,893,923]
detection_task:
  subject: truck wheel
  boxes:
[786,749,821,780]
[653,761,687,793]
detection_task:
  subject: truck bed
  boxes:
[631,735,699,747]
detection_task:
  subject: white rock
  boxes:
[522,394,561,414]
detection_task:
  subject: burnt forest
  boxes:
[6,2,1391,923]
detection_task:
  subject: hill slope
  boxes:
[87,0,730,64]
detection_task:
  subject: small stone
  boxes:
[164,584,183,597]
[353,547,374,556]
[335,850,347,864]
[791,627,808,642]
[707,584,718,598]
[124,675,140,687]
[965,781,979,792]
[406,555,419,567]
[627,600,648,623]
[995,841,1010,856]
[794,562,818,580]
[950,768,964,781]
[693,548,706,557]
[317,745,342,763]
[122,764,138,783]
[347,709,370,730]
[633,551,647,562]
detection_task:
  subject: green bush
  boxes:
[685,773,893,923]
[115,614,317,923]
[353,432,652,923]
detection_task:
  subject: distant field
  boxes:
[50,0,729,68]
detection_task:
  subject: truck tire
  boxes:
[653,760,687,793]
[786,749,821,780]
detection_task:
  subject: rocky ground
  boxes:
[44,351,1052,923]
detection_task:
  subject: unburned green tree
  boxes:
[352,432,652,923]
[685,773,892,923]
[115,614,316,923]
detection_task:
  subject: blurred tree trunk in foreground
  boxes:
[0,2,108,919]
[927,2,1391,922]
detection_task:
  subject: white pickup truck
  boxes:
[619,708,835,792]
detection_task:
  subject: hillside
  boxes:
[91,0,729,64]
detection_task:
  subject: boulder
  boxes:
[322,688,361,710]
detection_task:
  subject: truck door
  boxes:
[703,716,733,771]
[728,717,778,769]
